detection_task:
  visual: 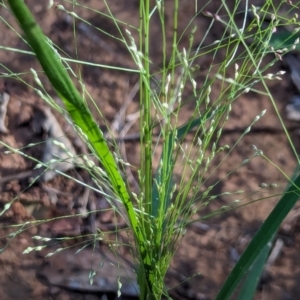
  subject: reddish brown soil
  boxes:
[1,1,300,300]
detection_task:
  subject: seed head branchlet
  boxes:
[48,158,59,165]
[31,68,43,87]
[189,26,196,48]
[191,78,197,95]
[212,39,221,45]
[265,73,283,80]
[212,142,216,153]
[259,183,268,188]
[164,73,171,96]
[235,63,239,79]
[56,4,65,11]
[126,29,145,73]
[48,0,54,8]
[293,28,300,35]
[23,245,47,254]
[202,11,213,17]
[197,137,202,146]
[244,126,251,134]
[216,128,222,139]
[206,93,210,106]
[260,109,266,117]
[45,248,63,257]
[52,140,74,158]
[276,70,286,76]
[69,11,79,18]
[116,158,132,167]
[182,48,188,68]
[217,146,224,152]
[275,52,282,61]
[169,184,177,199]
[32,236,52,242]
[254,149,263,157]
[251,5,260,23]
[241,159,250,165]
[83,155,95,168]
[34,163,43,169]
[162,102,169,110]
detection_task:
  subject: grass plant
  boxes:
[1,0,300,299]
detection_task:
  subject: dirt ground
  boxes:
[1,1,300,299]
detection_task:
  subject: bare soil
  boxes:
[1,1,300,299]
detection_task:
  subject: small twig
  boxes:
[0,170,33,184]
[266,238,284,266]
[76,183,91,218]
[64,14,114,54]
[41,184,73,197]
[0,91,10,134]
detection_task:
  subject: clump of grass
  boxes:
[1,0,300,299]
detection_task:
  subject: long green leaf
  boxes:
[236,236,273,300]
[269,29,300,51]
[7,1,152,292]
[151,108,223,219]
[215,172,300,300]
[152,115,204,218]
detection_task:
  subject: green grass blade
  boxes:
[152,104,226,219]
[268,29,300,51]
[215,173,300,300]
[151,114,208,218]
[236,236,273,300]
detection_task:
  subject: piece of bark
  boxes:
[32,106,82,182]
[38,248,139,297]
[284,53,300,93]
